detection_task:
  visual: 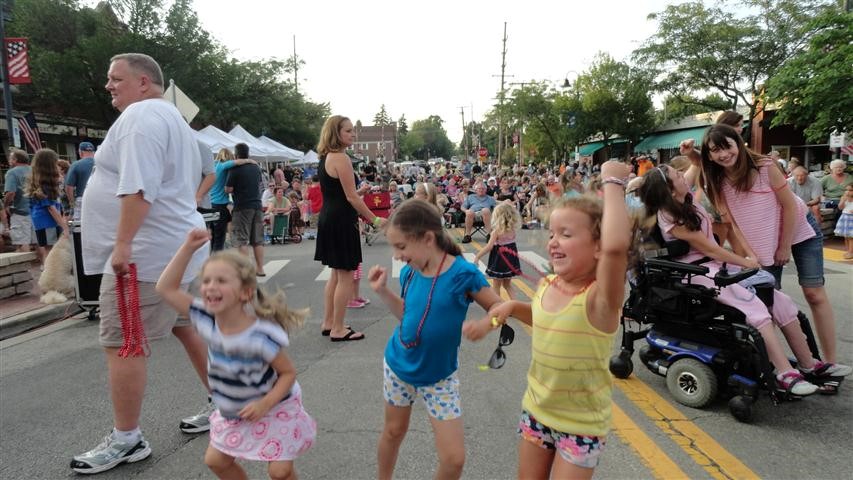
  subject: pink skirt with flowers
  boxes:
[209,389,316,461]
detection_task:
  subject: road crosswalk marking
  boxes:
[257,260,289,284]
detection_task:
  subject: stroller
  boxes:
[609,229,841,422]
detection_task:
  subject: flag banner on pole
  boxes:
[18,112,41,152]
[5,37,32,84]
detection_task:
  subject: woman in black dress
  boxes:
[314,115,387,341]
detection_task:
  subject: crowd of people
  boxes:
[2,51,851,480]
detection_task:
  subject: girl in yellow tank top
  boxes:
[464,160,632,479]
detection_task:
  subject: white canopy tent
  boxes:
[258,135,304,161]
[292,149,318,166]
[228,125,295,163]
[193,129,230,158]
[199,125,278,162]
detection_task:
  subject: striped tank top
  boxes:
[522,277,616,437]
[721,164,815,267]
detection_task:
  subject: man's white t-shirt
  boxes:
[81,98,208,283]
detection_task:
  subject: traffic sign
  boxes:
[478,147,488,157]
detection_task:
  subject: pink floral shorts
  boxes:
[209,390,316,461]
[518,410,606,469]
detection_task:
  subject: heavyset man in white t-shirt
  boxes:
[72,53,211,475]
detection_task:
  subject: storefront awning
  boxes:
[577,139,627,156]
[634,126,709,153]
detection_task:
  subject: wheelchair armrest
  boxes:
[714,268,759,287]
[645,258,710,276]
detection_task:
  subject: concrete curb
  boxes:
[0,301,82,341]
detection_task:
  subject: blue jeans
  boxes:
[765,212,824,289]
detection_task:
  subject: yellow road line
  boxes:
[615,377,760,480]
[824,247,852,263]
[611,404,690,480]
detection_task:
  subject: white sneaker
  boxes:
[179,399,216,433]
[777,371,818,396]
[70,432,151,474]
[802,360,852,378]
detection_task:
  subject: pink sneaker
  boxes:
[346,299,366,309]
[355,297,371,305]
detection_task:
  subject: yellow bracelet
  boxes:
[372,216,382,227]
[490,316,502,329]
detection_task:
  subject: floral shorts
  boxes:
[383,360,462,420]
[518,410,606,469]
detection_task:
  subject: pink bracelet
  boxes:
[602,177,626,187]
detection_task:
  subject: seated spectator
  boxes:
[460,181,496,243]
[789,166,823,222]
[265,187,291,223]
[822,159,852,208]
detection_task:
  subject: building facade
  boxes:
[349,122,398,165]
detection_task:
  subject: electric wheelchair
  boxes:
[608,232,841,423]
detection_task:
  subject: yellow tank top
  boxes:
[522,276,616,437]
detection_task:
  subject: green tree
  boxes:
[397,115,408,135]
[658,94,731,124]
[108,0,163,36]
[407,115,453,160]
[765,6,853,142]
[373,104,391,126]
[634,0,828,122]
[575,53,655,156]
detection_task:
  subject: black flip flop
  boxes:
[330,328,365,342]
[321,325,351,337]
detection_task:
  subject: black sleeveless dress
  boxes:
[314,155,362,270]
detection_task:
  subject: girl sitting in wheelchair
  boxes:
[637,165,850,396]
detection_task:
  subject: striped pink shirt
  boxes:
[722,164,815,266]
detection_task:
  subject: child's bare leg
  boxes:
[377,404,412,480]
[550,455,595,480]
[268,460,295,480]
[429,416,465,480]
[502,278,515,300]
[204,446,247,480]
[779,322,816,369]
[758,324,798,373]
[518,438,554,480]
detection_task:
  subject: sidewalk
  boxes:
[0,258,82,341]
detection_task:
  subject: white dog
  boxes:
[38,235,76,304]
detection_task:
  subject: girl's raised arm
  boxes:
[589,161,631,334]
[155,229,210,317]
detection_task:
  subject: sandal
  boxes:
[330,328,365,342]
[321,325,351,337]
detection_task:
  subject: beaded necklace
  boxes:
[398,251,448,349]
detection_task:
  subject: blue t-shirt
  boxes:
[65,157,95,198]
[210,160,236,205]
[462,193,496,212]
[384,255,489,386]
[30,197,60,230]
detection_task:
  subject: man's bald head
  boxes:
[793,166,809,184]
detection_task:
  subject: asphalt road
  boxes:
[1,228,851,479]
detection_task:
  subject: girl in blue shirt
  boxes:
[25,149,65,264]
[368,199,503,480]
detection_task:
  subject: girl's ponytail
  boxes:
[255,287,309,333]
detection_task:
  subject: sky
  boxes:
[190,0,675,144]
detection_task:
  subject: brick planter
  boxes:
[0,252,37,299]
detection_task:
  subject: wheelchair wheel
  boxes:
[609,350,634,379]
[291,234,302,244]
[666,358,717,408]
[728,395,754,423]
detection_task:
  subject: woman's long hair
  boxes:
[25,148,60,201]
[317,115,350,157]
[637,165,702,232]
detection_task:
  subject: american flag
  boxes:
[5,37,31,85]
[18,112,41,152]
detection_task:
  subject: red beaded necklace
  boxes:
[398,251,448,349]
[115,263,149,358]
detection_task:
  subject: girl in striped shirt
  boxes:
[157,229,315,480]
[697,124,848,374]
[465,160,632,479]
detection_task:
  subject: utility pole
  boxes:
[492,22,511,167]
[509,81,530,167]
[1,2,16,148]
[459,106,468,164]
[292,35,299,94]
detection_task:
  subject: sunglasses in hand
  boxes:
[487,324,515,369]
